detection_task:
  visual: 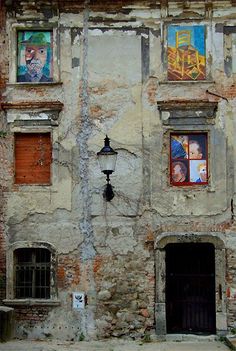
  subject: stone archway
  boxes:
[154,232,227,337]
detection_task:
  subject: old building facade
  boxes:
[0,0,236,341]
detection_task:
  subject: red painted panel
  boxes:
[15,133,52,185]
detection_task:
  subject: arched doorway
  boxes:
[166,243,216,334]
[154,233,227,337]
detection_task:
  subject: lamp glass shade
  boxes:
[97,136,118,174]
[98,152,117,174]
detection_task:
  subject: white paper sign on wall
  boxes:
[72,292,85,309]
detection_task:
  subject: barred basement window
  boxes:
[14,248,50,299]
[15,133,52,185]
[170,133,208,186]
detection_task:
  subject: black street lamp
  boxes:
[97,135,118,201]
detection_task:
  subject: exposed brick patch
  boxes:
[14,306,52,325]
[227,300,236,327]
[145,78,158,105]
[0,225,6,302]
[0,1,7,105]
[57,265,66,289]
[214,84,236,99]
[93,255,103,274]
[0,134,14,303]
[226,247,236,326]
[57,255,80,289]
[90,104,104,119]
[0,1,9,304]
[158,220,232,235]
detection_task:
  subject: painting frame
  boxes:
[17,30,53,83]
[167,25,206,81]
[170,132,208,186]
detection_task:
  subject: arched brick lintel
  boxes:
[155,232,225,250]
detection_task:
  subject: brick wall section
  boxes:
[10,0,236,14]
[0,1,7,100]
[226,247,236,327]
[57,255,80,289]
[158,220,232,235]
[216,84,236,99]
[14,306,52,326]
[228,301,236,327]
[0,1,8,304]
[0,135,14,302]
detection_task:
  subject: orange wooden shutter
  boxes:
[15,133,52,185]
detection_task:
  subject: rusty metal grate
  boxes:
[14,248,50,299]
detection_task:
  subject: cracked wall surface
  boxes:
[1,0,236,341]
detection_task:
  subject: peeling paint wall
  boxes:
[1,0,236,341]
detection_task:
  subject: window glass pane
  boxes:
[35,248,50,263]
[171,135,188,159]
[15,248,32,263]
[190,160,207,183]
[170,133,208,186]
[189,135,206,160]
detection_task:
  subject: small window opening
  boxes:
[14,248,50,299]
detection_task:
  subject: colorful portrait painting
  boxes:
[167,25,206,81]
[190,160,207,183]
[170,133,208,185]
[17,31,53,83]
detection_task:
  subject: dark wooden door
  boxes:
[166,243,216,334]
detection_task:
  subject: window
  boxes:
[15,133,52,185]
[17,30,53,83]
[14,248,50,299]
[170,133,208,185]
[4,242,59,305]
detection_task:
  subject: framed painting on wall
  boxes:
[17,31,53,83]
[167,25,206,81]
[170,133,208,185]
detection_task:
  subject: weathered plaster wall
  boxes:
[0,0,11,303]
[1,0,236,341]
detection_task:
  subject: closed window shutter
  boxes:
[15,133,52,185]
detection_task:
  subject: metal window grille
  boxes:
[14,248,50,299]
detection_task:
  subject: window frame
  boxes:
[167,25,207,82]
[8,24,60,85]
[170,132,208,186]
[16,30,54,83]
[161,23,213,83]
[14,247,51,299]
[4,241,59,306]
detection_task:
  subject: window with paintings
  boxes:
[170,133,208,186]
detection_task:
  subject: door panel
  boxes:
[166,243,216,334]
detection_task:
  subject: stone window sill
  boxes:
[7,82,63,87]
[10,186,58,195]
[3,299,61,307]
[159,80,215,85]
